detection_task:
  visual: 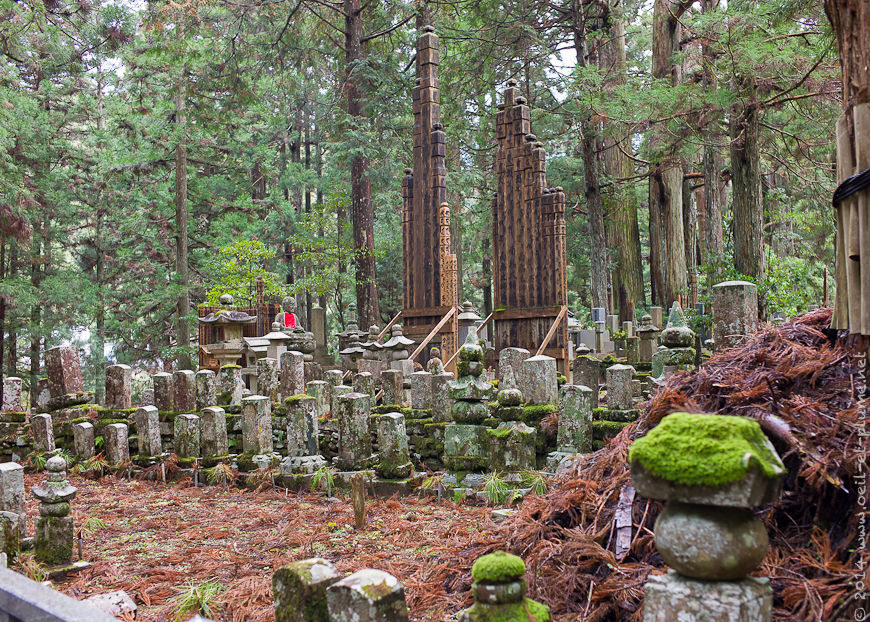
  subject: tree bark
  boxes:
[701,0,724,283]
[175,60,191,369]
[344,0,380,328]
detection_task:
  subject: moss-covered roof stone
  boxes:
[472,551,526,584]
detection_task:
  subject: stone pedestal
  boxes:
[152,372,174,411]
[375,412,412,479]
[280,351,306,398]
[326,569,409,622]
[73,422,95,459]
[105,364,132,409]
[487,421,535,471]
[273,557,340,622]
[643,571,771,622]
[335,392,373,471]
[444,424,489,472]
[201,407,229,458]
[173,370,195,412]
[134,406,162,457]
[45,346,84,398]
[31,414,55,453]
[218,365,244,405]
[174,414,200,459]
[712,280,758,351]
[195,370,217,410]
[242,396,272,455]
[522,355,557,405]
[1,377,23,412]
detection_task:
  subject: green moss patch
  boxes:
[628,412,785,487]
[472,551,525,583]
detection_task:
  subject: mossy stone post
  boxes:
[0,510,20,562]
[152,372,174,412]
[172,370,195,412]
[430,372,454,423]
[487,421,536,471]
[410,371,433,410]
[31,414,55,453]
[457,551,551,621]
[105,423,130,465]
[45,345,84,398]
[306,380,329,418]
[380,369,404,408]
[630,413,785,622]
[105,364,132,409]
[174,414,200,459]
[331,385,353,415]
[201,407,228,458]
[571,347,600,400]
[195,370,217,411]
[445,328,493,473]
[326,568,409,622]
[498,347,529,391]
[547,384,593,470]
[0,462,26,541]
[218,365,244,405]
[280,351,305,399]
[626,336,640,366]
[335,392,373,471]
[522,355,558,405]
[273,557,340,622]
[258,358,281,405]
[32,455,76,566]
[73,422,95,459]
[134,406,162,457]
[606,364,636,411]
[286,397,318,457]
[375,412,413,479]
[353,372,376,408]
[1,377,23,412]
[712,280,758,351]
[242,396,273,455]
[325,369,344,389]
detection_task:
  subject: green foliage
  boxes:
[311,465,336,496]
[205,240,286,308]
[481,471,511,505]
[172,579,224,621]
[628,412,786,487]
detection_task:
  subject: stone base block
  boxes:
[35,516,74,566]
[545,450,576,473]
[643,571,771,622]
[280,455,328,475]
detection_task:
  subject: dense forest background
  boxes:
[0,0,840,400]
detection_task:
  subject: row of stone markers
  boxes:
[272,549,552,622]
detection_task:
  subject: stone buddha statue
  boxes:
[276,296,302,330]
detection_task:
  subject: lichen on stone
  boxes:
[628,412,785,487]
[472,551,526,584]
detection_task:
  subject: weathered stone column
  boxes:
[152,372,174,411]
[335,392,373,471]
[331,385,353,414]
[606,364,636,411]
[546,384,593,470]
[105,364,132,409]
[33,455,76,565]
[571,345,599,395]
[104,423,130,465]
[218,365,244,405]
[498,347,530,391]
[31,414,55,453]
[286,397,318,457]
[375,413,412,479]
[430,372,454,423]
[649,306,663,329]
[201,407,229,458]
[353,372,376,407]
[280,351,305,398]
[306,380,329,418]
[173,370,196,412]
[522,355,558,405]
[0,462,26,541]
[174,414,200,459]
[1,377,23,412]
[325,369,344,388]
[242,395,273,455]
[326,568,409,622]
[134,406,162,457]
[273,557,340,622]
[487,421,536,472]
[258,358,280,404]
[410,371,433,411]
[712,280,758,351]
[195,370,217,411]
[380,369,404,407]
[73,422,95,460]
[45,346,84,398]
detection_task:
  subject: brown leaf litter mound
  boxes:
[449,308,868,621]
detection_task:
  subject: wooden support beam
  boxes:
[535,305,568,356]
[408,306,456,362]
[377,311,403,341]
